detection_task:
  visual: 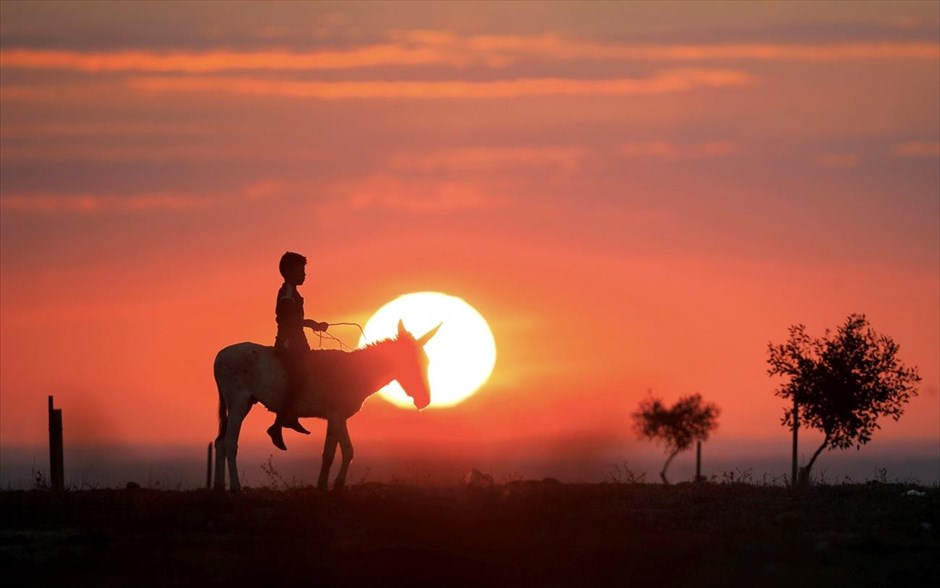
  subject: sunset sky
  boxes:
[1,1,938,486]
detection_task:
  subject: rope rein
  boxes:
[328,321,367,339]
[314,321,367,352]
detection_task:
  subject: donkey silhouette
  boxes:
[213,320,439,492]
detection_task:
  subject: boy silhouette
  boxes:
[267,251,328,451]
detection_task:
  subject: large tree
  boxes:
[633,393,720,484]
[767,314,921,486]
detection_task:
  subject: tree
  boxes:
[767,314,921,486]
[633,393,720,484]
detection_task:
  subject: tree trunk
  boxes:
[791,399,799,489]
[660,449,681,485]
[695,441,703,482]
[798,435,829,487]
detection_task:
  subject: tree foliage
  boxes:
[767,314,921,482]
[632,393,720,484]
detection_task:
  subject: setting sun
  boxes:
[360,292,497,409]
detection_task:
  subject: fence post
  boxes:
[48,396,64,492]
[206,442,213,489]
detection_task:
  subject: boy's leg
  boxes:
[267,348,310,450]
[281,352,311,434]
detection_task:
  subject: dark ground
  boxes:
[1,481,936,588]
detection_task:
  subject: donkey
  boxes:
[213,320,439,492]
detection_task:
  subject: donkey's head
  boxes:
[393,319,441,410]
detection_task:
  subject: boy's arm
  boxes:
[303,319,329,331]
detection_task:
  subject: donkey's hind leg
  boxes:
[223,399,251,493]
[333,419,354,491]
[213,399,227,491]
[213,434,227,490]
[318,418,340,491]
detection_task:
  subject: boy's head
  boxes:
[279,251,307,285]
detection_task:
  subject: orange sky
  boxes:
[1,1,938,484]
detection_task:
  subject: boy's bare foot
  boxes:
[267,424,287,451]
[284,418,310,435]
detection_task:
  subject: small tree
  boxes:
[768,314,921,486]
[633,393,720,484]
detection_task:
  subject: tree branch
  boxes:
[800,435,829,485]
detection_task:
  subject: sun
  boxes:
[359,292,496,409]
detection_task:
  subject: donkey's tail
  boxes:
[213,356,228,443]
[216,387,228,442]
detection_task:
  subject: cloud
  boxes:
[619,141,735,161]
[126,69,753,100]
[882,15,931,31]
[0,182,278,214]
[0,141,328,163]
[464,36,940,63]
[814,153,860,168]
[892,141,940,158]
[387,147,587,173]
[0,121,212,139]
[0,193,200,214]
[0,82,115,102]
[328,174,512,214]
[241,180,286,201]
[1,39,935,73]
[0,45,448,73]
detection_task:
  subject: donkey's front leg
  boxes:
[318,418,339,491]
[333,419,354,491]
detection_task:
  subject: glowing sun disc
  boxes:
[359,292,496,408]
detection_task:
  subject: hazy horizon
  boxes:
[3,435,937,490]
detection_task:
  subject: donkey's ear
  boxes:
[417,322,442,347]
[397,319,407,338]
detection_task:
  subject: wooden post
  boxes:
[695,441,702,482]
[206,442,213,489]
[48,396,64,492]
[791,398,799,489]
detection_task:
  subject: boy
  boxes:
[267,251,328,451]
